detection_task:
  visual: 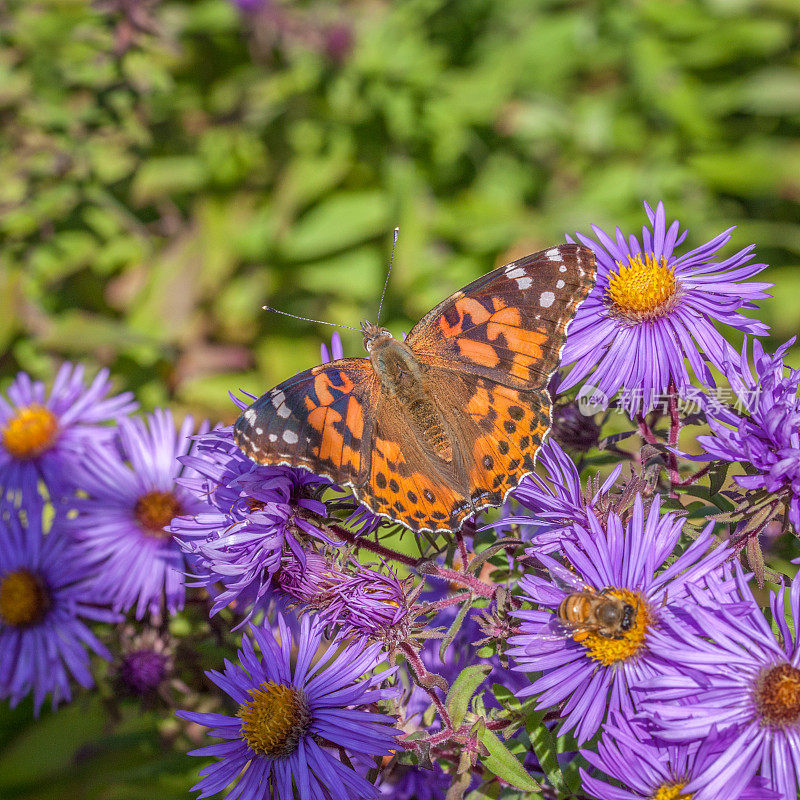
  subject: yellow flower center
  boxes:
[651,782,692,800]
[755,662,800,728]
[134,491,184,539]
[606,253,678,322]
[2,405,59,460]
[238,681,311,758]
[0,569,51,627]
[577,588,652,666]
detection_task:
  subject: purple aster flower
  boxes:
[580,713,778,800]
[320,331,344,364]
[67,409,211,619]
[636,566,800,799]
[0,501,118,714]
[377,761,450,800]
[560,201,772,415]
[118,639,170,696]
[694,337,800,529]
[313,563,413,640]
[501,438,622,552]
[172,423,338,623]
[0,363,136,502]
[508,495,734,743]
[176,613,400,800]
[550,399,602,453]
[112,624,189,703]
[271,551,346,606]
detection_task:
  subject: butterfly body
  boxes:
[234,244,596,533]
[364,322,454,464]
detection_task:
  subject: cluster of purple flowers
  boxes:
[510,457,799,797]
[694,336,800,529]
[0,368,218,711]
[3,201,799,800]
[0,359,408,797]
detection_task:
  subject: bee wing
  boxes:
[536,552,592,594]
[532,615,589,644]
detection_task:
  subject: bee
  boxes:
[557,588,637,641]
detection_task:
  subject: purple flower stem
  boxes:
[418,591,473,616]
[672,463,712,488]
[667,379,682,490]
[454,529,469,569]
[398,643,452,743]
[636,413,659,446]
[328,523,419,567]
[422,565,496,599]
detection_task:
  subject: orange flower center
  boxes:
[238,681,311,757]
[2,405,59,460]
[606,253,678,322]
[0,569,50,627]
[755,662,800,728]
[134,491,184,538]
[651,782,692,800]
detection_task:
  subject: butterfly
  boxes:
[234,244,596,533]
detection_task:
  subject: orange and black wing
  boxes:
[233,359,377,489]
[406,244,595,388]
[358,372,557,534]
[359,391,476,532]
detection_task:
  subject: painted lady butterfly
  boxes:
[234,244,596,533]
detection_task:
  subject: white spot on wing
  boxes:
[244,409,257,423]
[282,430,299,444]
[505,266,526,279]
[559,265,567,273]
[269,434,277,442]
[516,276,532,290]
[271,391,292,418]
[546,248,563,261]
[556,279,565,289]
[539,291,555,308]
[255,427,263,435]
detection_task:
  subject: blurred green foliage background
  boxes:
[2,0,799,423]
[1,0,800,796]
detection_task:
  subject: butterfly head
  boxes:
[361,320,394,353]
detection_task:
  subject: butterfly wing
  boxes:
[398,244,596,529]
[359,372,557,533]
[234,359,378,488]
[361,392,475,532]
[235,359,474,532]
[406,244,595,388]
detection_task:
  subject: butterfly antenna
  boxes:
[375,227,399,326]
[261,306,360,332]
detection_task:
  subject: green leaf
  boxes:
[446,664,491,729]
[528,718,563,794]
[279,190,391,261]
[132,157,207,202]
[440,598,473,663]
[708,461,731,497]
[465,782,502,800]
[478,727,541,793]
[490,683,522,714]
